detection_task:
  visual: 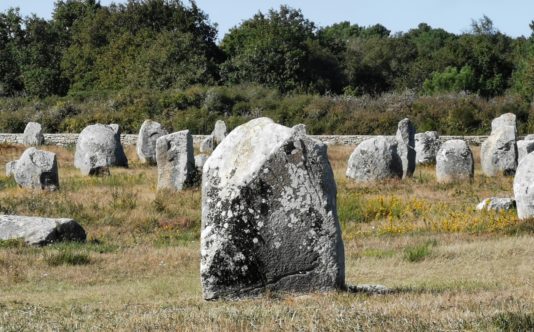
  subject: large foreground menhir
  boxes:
[200,118,345,300]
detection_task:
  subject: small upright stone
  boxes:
[194,154,208,172]
[200,135,214,154]
[517,135,534,164]
[436,140,474,183]
[415,131,440,165]
[212,120,227,145]
[5,161,17,177]
[514,153,534,219]
[137,120,168,164]
[201,118,345,300]
[481,113,517,176]
[346,137,402,182]
[396,118,416,178]
[156,130,196,191]
[22,122,44,146]
[14,147,59,191]
[74,124,128,175]
[292,124,307,135]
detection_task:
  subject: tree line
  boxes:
[0,0,533,101]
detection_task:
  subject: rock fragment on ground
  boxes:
[476,197,515,212]
[0,215,86,246]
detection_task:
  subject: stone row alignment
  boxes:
[0,133,494,147]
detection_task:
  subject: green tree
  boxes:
[221,5,340,93]
[0,8,24,95]
[512,21,534,100]
[423,65,477,94]
[61,0,221,92]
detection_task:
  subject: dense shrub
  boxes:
[0,86,532,135]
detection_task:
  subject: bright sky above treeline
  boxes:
[1,0,533,38]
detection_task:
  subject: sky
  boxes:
[1,0,533,39]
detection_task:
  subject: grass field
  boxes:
[0,143,533,331]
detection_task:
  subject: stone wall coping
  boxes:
[0,133,517,147]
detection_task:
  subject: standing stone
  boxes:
[292,124,307,135]
[5,161,17,177]
[14,147,59,191]
[415,131,440,165]
[212,120,227,145]
[396,118,416,178]
[200,135,214,154]
[136,120,168,164]
[514,152,534,219]
[156,130,196,191]
[22,122,44,146]
[201,118,345,300]
[517,135,534,164]
[74,124,128,175]
[195,154,208,172]
[346,136,402,182]
[481,113,517,176]
[0,215,86,246]
[436,140,474,183]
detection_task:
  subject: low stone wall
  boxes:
[0,133,496,147]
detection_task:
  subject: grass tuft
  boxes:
[404,240,437,262]
[46,250,91,266]
[492,312,534,331]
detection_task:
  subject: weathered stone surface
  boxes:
[436,140,474,183]
[517,135,534,164]
[195,154,208,172]
[476,197,516,212]
[415,131,440,165]
[14,148,59,191]
[292,124,307,135]
[491,113,516,131]
[156,130,196,191]
[201,117,345,300]
[136,120,168,164]
[22,122,44,146]
[212,120,227,145]
[514,153,534,219]
[481,113,517,176]
[74,124,128,175]
[346,136,402,182]
[200,135,214,154]
[5,161,17,177]
[396,118,416,178]
[0,215,86,246]
[347,284,391,294]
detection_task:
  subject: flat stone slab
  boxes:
[0,215,86,246]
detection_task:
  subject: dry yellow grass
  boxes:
[0,143,533,331]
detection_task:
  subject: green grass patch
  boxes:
[46,250,91,266]
[361,248,396,259]
[403,240,437,262]
[0,238,26,249]
[492,312,534,331]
